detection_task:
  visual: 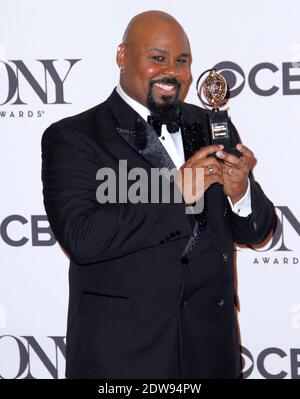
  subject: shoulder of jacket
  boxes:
[180,100,209,117]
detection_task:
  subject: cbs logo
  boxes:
[214,61,300,97]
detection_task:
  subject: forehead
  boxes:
[131,23,191,55]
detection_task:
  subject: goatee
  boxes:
[146,77,181,123]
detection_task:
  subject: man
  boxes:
[41,11,276,378]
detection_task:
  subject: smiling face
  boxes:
[117,12,192,112]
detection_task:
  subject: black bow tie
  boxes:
[147,114,180,137]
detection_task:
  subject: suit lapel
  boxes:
[179,103,211,256]
[179,102,209,159]
[107,89,176,173]
[117,117,176,172]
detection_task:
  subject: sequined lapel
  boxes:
[179,103,210,256]
[116,116,176,172]
[107,89,176,172]
[179,103,209,160]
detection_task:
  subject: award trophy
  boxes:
[196,68,241,157]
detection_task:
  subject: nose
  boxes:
[162,61,179,77]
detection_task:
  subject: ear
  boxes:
[116,43,127,71]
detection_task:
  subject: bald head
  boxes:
[122,11,189,48]
[116,10,192,108]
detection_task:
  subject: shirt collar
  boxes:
[116,83,150,122]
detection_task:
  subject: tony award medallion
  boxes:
[196,68,241,157]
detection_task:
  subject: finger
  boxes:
[181,158,223,175]
[186,163,223,178]
[236,144,257,167]
[192,157,223,170]
[236,143,254,158]
[184,159,223,177]
[204,165,223,178]
[222,163,238,177]
[215,150,242,167]
[221,162,248,180]
[221,159,245,171]
[191,144,224,161]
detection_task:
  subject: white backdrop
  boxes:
[0,0,299,379]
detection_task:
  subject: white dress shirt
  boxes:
[116,84,252,217]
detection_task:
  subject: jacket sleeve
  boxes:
[41,123,191,265]
[227,118,277,245]
[229,178,277,245]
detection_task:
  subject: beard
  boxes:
[146,77,181,123]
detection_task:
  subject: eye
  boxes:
[177,58,188,64]
[152,55,164,62]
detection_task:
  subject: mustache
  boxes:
[149,77,181,89]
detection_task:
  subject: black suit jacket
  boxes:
[41,89,276,378]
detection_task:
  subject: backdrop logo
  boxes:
[0,335,66,379]
[251,206,299,252]
[214,61,300,97]
[241,346,300,379]
[0,215,56,247]
[0,59,81,106]
[241,346,254,378]
[1,207,298,250]
[1,337,299,379]
[246,206,299,266]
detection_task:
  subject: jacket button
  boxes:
[223,208,228,216]
[251,221,257,230]
[180,300,188,310]
[181,256,189,266]
[216,299,225,307]
[222,252,228,262]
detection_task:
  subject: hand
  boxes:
[215,143,257,204]
[176,144,224,205]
